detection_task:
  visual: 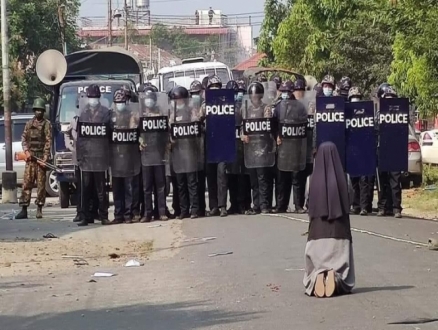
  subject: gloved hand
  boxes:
[24,151,31,161]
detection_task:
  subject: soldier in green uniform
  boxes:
[15,98,52,219]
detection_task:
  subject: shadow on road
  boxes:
[0,300,262,330]
[353,285,415,294]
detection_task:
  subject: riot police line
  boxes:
[67,75,408,226]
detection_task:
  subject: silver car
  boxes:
[402,124,422,188]
[0,114,58,197]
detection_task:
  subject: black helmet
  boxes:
[207,75,222,89]
[225,80,239,92]
[294,79,306,91]
[237,80,246,93]
[340,76,352,91]
[113,89,127,103]
[382,86,397,98]
[169,86,189,100]
[190,80,203,93]
[142,86,157,101]
[279,80,293,92]
[201,76,210,90]
[86,84,101,98]
[271,75,282,89]
[248,82,264,96]
[377,83,393,98]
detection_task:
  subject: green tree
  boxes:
[0,0,81,110]
[257,0,293,66]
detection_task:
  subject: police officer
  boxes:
[190,80,207,217]
[291,78,313,213]
[376,83,402,218]
[15,98,52,219]
[66,92,100,223]
[321,75,336,97]
[109,89,140,224]
[75,84,111,226]
[138,86,169,222]
[169,86,200,219]
[226,80,252,214]
[348,87,373,216]
[257,73,268,83]
[241,82,274,214]
[204,75,228,216]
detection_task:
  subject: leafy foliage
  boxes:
[260,0,438,115]
[0,0,81,110]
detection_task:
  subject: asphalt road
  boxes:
[1,201,438,329]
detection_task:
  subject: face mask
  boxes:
[145,99,156,108]
[236,92,244,101]
[323,87,333,97]
[116,103,126,111]
[88,98,99,108]
[350,97,361,102]
[281,93,289,100]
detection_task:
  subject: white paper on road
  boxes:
[124,260,143,267]
[93,272,116,277]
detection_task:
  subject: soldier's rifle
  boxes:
[15,152,62,173]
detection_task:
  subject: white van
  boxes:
[157,57,233,92]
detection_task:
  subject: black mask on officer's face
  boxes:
[34,110,44,120]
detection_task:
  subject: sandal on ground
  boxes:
[314,273,325,298]
[325,270,336,297]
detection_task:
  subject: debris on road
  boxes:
[88,279,97,283]
[147,224,165,228]
[43,233,58,239]
[428,238,438,250]
[285,268,305,271]
[93,272,116,277]
[108,253,120,259]
[208,251,233,257]
[124,259,143,267]
[183,236,217,243]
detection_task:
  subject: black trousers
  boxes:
[79,170,108,221]
[277,170,292,211]
[176,172,199,216]
[142,165,166,217]
[131,171,143,218]
[292,163,313,210]
[197,170,206,215]
[228,173,251,210]
[351,176,370,212]
[378,171,402,212]
[206,163,228,209]
[249,168,271,211]
[153,175,172,217]
[75,166,98,219]
[112,176,135,221]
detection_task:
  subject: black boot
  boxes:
[15,206,28,219]
[73,214,81,222]
[77,219,88,226]
[220,207,227,217]
[36,206,43,219]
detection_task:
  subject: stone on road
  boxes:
[0,206,437,329]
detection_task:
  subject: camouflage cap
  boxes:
[321,74,335,87]
[348,87,362,100]
[113,89,127,103]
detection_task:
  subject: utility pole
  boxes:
[1,0,17,203]
[108,0,112,46]
[124,0,128,50]
[58,1,67,54]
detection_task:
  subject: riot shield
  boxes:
[345,101,376,177]
[315,96,346,168]
[138,92,169,167]
[298,90,316,164]
[262,81,278,105]
[76,99,111,172]
[243,96,276,169]
[227,99,245,174]
[170,96,201,174]
[205,89,236,163]
[378,98,409,172]
[277,100,308,172]
[109,104,141,177]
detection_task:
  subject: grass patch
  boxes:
[404,189,438,214]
